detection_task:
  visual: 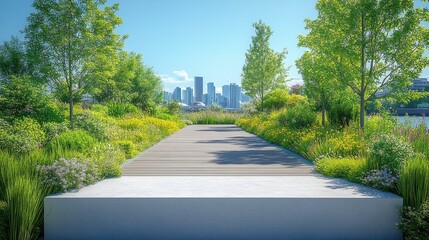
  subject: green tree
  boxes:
[299,0,429,131]
[242,20,288,112]
[130,65,163,113]
[0,37,32,80]
[296,51,338,125]
[25,0,124,127]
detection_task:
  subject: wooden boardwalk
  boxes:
[122,125,316,176]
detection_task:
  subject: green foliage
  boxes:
[88,144,126,178]
[315,157,366,183]
[398,158,429,208]
[184,111,243,124]
[368,134,414,173]
[25,0,125,123]
[167,101,182,115]
[0,76,49,120]
[241,20,288,111]
[263,88,289,111]
[0,36,31,79]
[0,118,46,155]
[298,0,429,129]
[327,93,358,127]
[282,105,317,129]
[107,102,138,118]
[43,122,69,142]
[115,140,137,159]
[365,115,398,139]
[5,177,44,240]
[48,130,96,152]
[399,200,429,240]
[74,112,107,141]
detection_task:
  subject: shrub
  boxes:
[398,158,429,208]
[315,157,366,183]
[91,104,108,113]
[88,144,126,178]
[0,118,46,155]
[74,112,107,141]
[43,122,69,142]
[361,168,398,192]
[327,95,358,127]
[37,158,98,193]
[48,130,96,152]
[107,102,138,118]
[5,177,44,240]
[279,104,317,129]
[368,134,414,173]
[399,200,429,240]
[115,140,137,159]
[263,88,289,111]
[365,115,397,139]
[286,94,308,108]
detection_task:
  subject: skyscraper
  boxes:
[207,82,215,106]
[194,76,203,102]
[230,83,241,109]
[222,85,230,107]
[184,87,193,106]
[172,87,181,102]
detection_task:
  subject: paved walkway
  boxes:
[122,125,316,176]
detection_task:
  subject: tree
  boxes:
[242,20,288,112]
[299,0,429,131]
[296,51,337,125]
[0,37,32,80]
[130,64,163,113]
[25,0,124,127]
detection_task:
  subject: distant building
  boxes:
[222,85,230,107]
[194,76,203,102]
[163,91,172,102]
[411,78,429,92]
[184,87,193,106]
[216,93,228,108]
[202,93,208,106]
[241,93,251,103]
[207,82,215,106]
[230,83,241,109]
[172,87,181,102]
[181,89,186,103]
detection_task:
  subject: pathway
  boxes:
[122,124,316,176]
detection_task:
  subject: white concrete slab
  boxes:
[52,176,399,198]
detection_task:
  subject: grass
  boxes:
[183,110,244,124]
[398,158,429,208]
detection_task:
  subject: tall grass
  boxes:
[398,158,429,208]
[184,110,243,124]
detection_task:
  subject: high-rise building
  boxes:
[222,85,230,107]
[207,82,215,106]
[184,87,193,106]
[172,87,181,102]
[215,93,227,107]
[194,76,203,102]
[202,93,208,106]
[163,91,172,102]
[181,90,186,103]
[230,83,241,109]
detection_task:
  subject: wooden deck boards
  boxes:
[122,125,316,176]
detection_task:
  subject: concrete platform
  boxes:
[44,125,403,239]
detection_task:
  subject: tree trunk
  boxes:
[360,12,365,131]
[69,83,74,128]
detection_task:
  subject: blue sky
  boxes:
[1,0,428,93]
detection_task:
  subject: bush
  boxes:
[361,168,398,192]
[43,122,69,142]
[327,94,358,127]
[368,134,414,173]
[48,130,96,152]
[278,104,317,129]
[262,88,289,111]
[115,140,137,159]
[74,112,107,141]
[166,101,182,115]
[399,200,429,240]
[0,118,46,155]
[107,102,138,118]
[398,158,429,208]
[37,158,98,193]
[88,144,126,178]
[315,157,366,183]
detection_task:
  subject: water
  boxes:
[394,116,429,128]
